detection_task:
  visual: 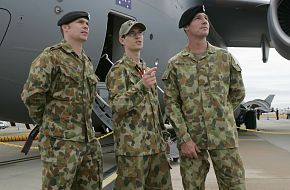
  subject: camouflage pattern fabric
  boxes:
[114,153,172,190]
[180,148,245,190]
[40,135,103,190]
[21,41,103,189]
[21,41,98,142]
[106,54,168,156]
[162,43,245,149]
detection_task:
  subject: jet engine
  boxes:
[268,0,290,60]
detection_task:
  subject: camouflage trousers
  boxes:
[114,152,173,190]
[180,148,246,190]
[39,136,103,190]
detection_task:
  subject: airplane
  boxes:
[243,94,275,113]
[234,94,275,129]
[0,120,9,129]
[0,0,289,135]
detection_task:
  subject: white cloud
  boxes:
[229,47,290,109]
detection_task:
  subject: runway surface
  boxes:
[1,118,290,190]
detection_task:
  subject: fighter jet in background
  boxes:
[243,94,275,113]
[234,94,276,129]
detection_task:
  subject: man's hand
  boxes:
[180,140,200,159]
[143,67,157,88]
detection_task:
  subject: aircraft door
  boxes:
[0,8,11,46]
[96,12,133,82]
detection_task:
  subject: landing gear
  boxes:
[244,110,257,129]
[234,105,257,130]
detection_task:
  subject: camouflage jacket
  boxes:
[162,43,245,149]
[21,41,98,142]
[106,55,167,156]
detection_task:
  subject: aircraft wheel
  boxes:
[245,110,257,129]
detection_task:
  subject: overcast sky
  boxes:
[228,47,290,109]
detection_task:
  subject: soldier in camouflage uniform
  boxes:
[21,11,103,190]
[106,20,173,190]
[162,5,246,190]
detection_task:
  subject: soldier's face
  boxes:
[63,18,89,42]
[185,13,209,38]
[119,27,144,52]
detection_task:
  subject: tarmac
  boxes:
[1,118,290,190]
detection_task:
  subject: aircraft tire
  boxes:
[245,110,257,129]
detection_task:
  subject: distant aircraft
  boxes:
[0,120,9,129]
[243,94,275,113]
[0,0,289,134]
[234,95,275,129]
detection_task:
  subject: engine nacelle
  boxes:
[268,0,290,60]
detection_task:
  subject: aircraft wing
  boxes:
[203,0,290,62]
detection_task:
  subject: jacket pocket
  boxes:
[59,64,81,83]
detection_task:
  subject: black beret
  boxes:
[178,5,205,28]
[57,11,90,26]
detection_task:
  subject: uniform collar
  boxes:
[60,40,87,57]
[181,42,216,57]
[121,54,146,69]
[59,40,75,54]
